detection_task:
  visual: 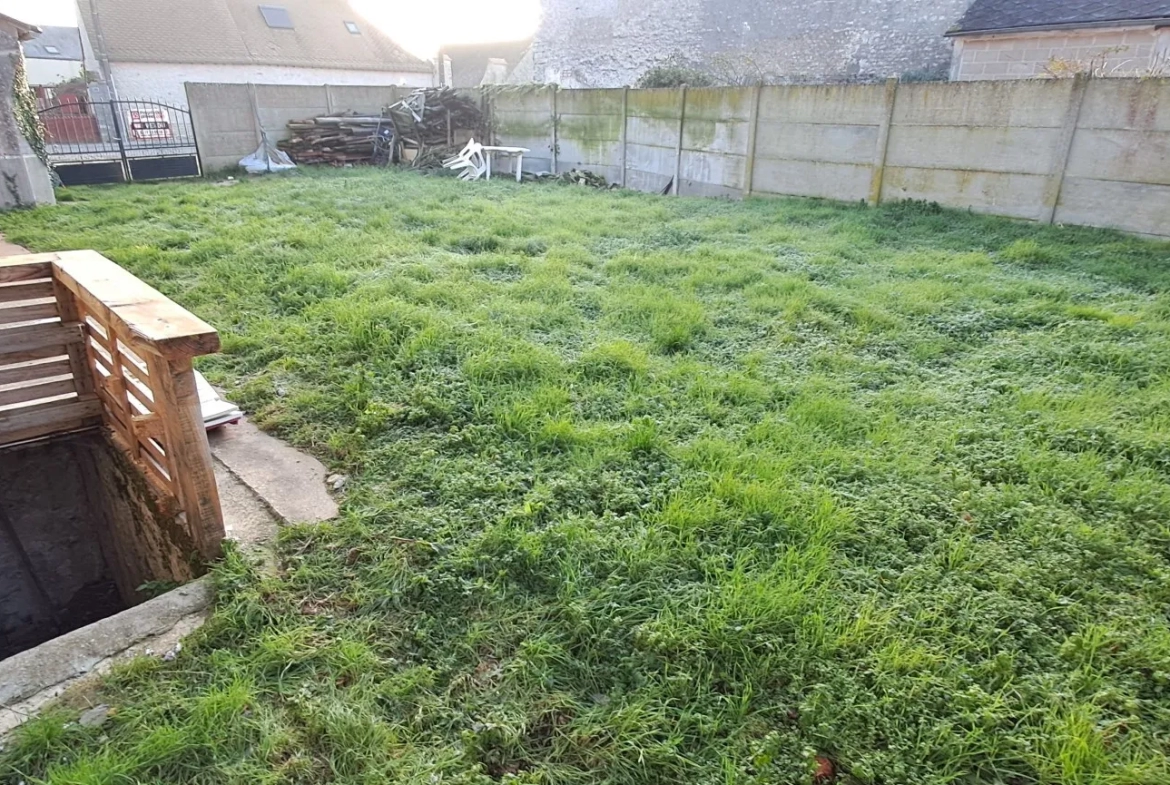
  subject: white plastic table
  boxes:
[482,146,530,182]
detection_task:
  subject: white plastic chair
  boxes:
[443,138,487,181]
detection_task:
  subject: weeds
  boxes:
[3,169,1170,784]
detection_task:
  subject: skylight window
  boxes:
[44,45,60,54]
[345,21,361,34]
[259,5,294,29]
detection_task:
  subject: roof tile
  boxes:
[953,0,1170,34]
[80,0,429,72]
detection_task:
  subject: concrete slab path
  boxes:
[209,420,338,525]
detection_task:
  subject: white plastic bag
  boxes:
[239,139,296,174]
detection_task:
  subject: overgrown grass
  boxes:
[3,169,1170,785]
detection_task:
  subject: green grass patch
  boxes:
[3,169,1170,785]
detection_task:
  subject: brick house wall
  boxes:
[952,26,1170,80]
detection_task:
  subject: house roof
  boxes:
[77,0,430,72]
[439,38,533,87]
[950,0,1170,36]
[23,26,85,60]
[0,12,41,40]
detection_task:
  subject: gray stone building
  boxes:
[529,0,975,87]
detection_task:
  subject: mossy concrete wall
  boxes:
[489,78,1170,238]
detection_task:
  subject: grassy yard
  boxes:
[3,169,1170,785]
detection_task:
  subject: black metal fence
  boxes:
[36,98,201,185]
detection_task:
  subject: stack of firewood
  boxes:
[277,115,385,165]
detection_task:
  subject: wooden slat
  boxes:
[0,279,53,304]
[0,357,70,387]
[124,374,154,411]
[93,374,131,430]
[0,397,102,446]
[103,427,180,513]
[51,251,221,360]
[0,376,77,408]
[84,316,111,350]
[0,260,52,285]
[138,435,171,478]
[147,353,224,559]
[0,322,83,358]
[51,280,96,404]
[0,300,59,326]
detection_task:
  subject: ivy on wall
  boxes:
[12,50,51,173]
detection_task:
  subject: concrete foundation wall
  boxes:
[0,436,121,659]
[488,78,1170,238]
[0,432,208,661]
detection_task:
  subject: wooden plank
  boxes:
[0,322,83,357]
[0,300,59,326]
[95,388,132,446]
[138,435,171,478]
[1,343,70,365]
[103,428,180,513]
[51,251,220,360]
[51,280,97,403]
[0,280,53,304]
[83,315,111,349]
[146,353,224,560]
[0,357,71,387]
[124,374,155,411]
[132,412,164,441]
[0,397,102,446]
[0,376,77,408]
[0,259,52,285]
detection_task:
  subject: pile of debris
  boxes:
[528,169,617,189]
[385,88,484,168]
[277,115,385,165]
[276,89,484,168]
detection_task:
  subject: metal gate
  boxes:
[36,98,201,186]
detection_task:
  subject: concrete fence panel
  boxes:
[881,80,1074,219]
[556,88,624,184]
[1056,79,1170,238]
[626,89,684,193]
[186,78,1170,238]
[752,84,886,202]
[491,87,555,173]
[679,87,754,197]
[185,83,256,172]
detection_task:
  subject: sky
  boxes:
[0,0,540,58]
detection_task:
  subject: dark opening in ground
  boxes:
[0,431,197,661]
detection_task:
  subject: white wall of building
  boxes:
[109,61,432,105]
[952,26,1168,80]
[24,58,84,87]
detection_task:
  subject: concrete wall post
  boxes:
[550,85,559,174]
[1041,73,1090,224]
[868,77,898,206]
[673,85,688,195]
[743,83,763,198]
[620,86,629,188]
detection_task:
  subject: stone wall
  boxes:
[529,0,972,88]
